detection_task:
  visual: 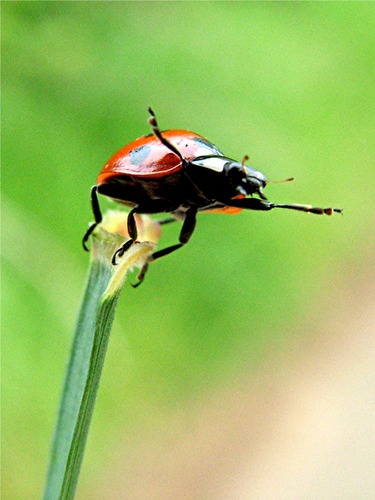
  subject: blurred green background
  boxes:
[2,2,375,498]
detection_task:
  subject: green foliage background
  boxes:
[2,2,374,498]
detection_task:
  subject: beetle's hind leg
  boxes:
[111,207,139,264]
[152,206,197,260]
[114,214,179,266]
[112,202,189,266]
[158,216,177,225]
[132,207,198,287]
[132,262,149,288]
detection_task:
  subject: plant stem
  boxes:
[59,287,121,499]
[44,217,156,500]
[44,258,111,500]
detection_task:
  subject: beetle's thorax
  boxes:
[188,155,268,200]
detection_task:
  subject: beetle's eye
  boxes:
[225,163,243,179]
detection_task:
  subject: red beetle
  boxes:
[83,108,341,283]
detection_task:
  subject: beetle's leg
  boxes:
[224,197,342,215]
[154,206,197,260]
[126,207,139,239]
[132,207,198,287]
[148,107,185,162]
[83,186,102,251]
[273,203,342,215]
[132,262,149,288]
[111,206,139,264]
[158,216,177,225]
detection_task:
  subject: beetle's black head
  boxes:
[243,166,268,198]
[224,161,268,199]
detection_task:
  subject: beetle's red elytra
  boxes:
[83,107,342,285]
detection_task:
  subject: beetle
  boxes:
[83,107,342,284]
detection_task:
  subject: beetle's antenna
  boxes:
[147,107,185,163]
[266,177,294,185]
[241,155,249,175]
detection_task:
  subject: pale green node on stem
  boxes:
[94,209,162,293]
[44,210,161,500]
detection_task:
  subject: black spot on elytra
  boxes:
[130,145,151,165]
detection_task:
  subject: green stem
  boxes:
[60,289,121,499]
[44,258,111,500]
[43,222,155,500]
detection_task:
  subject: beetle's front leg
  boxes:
[225,197,342,215]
